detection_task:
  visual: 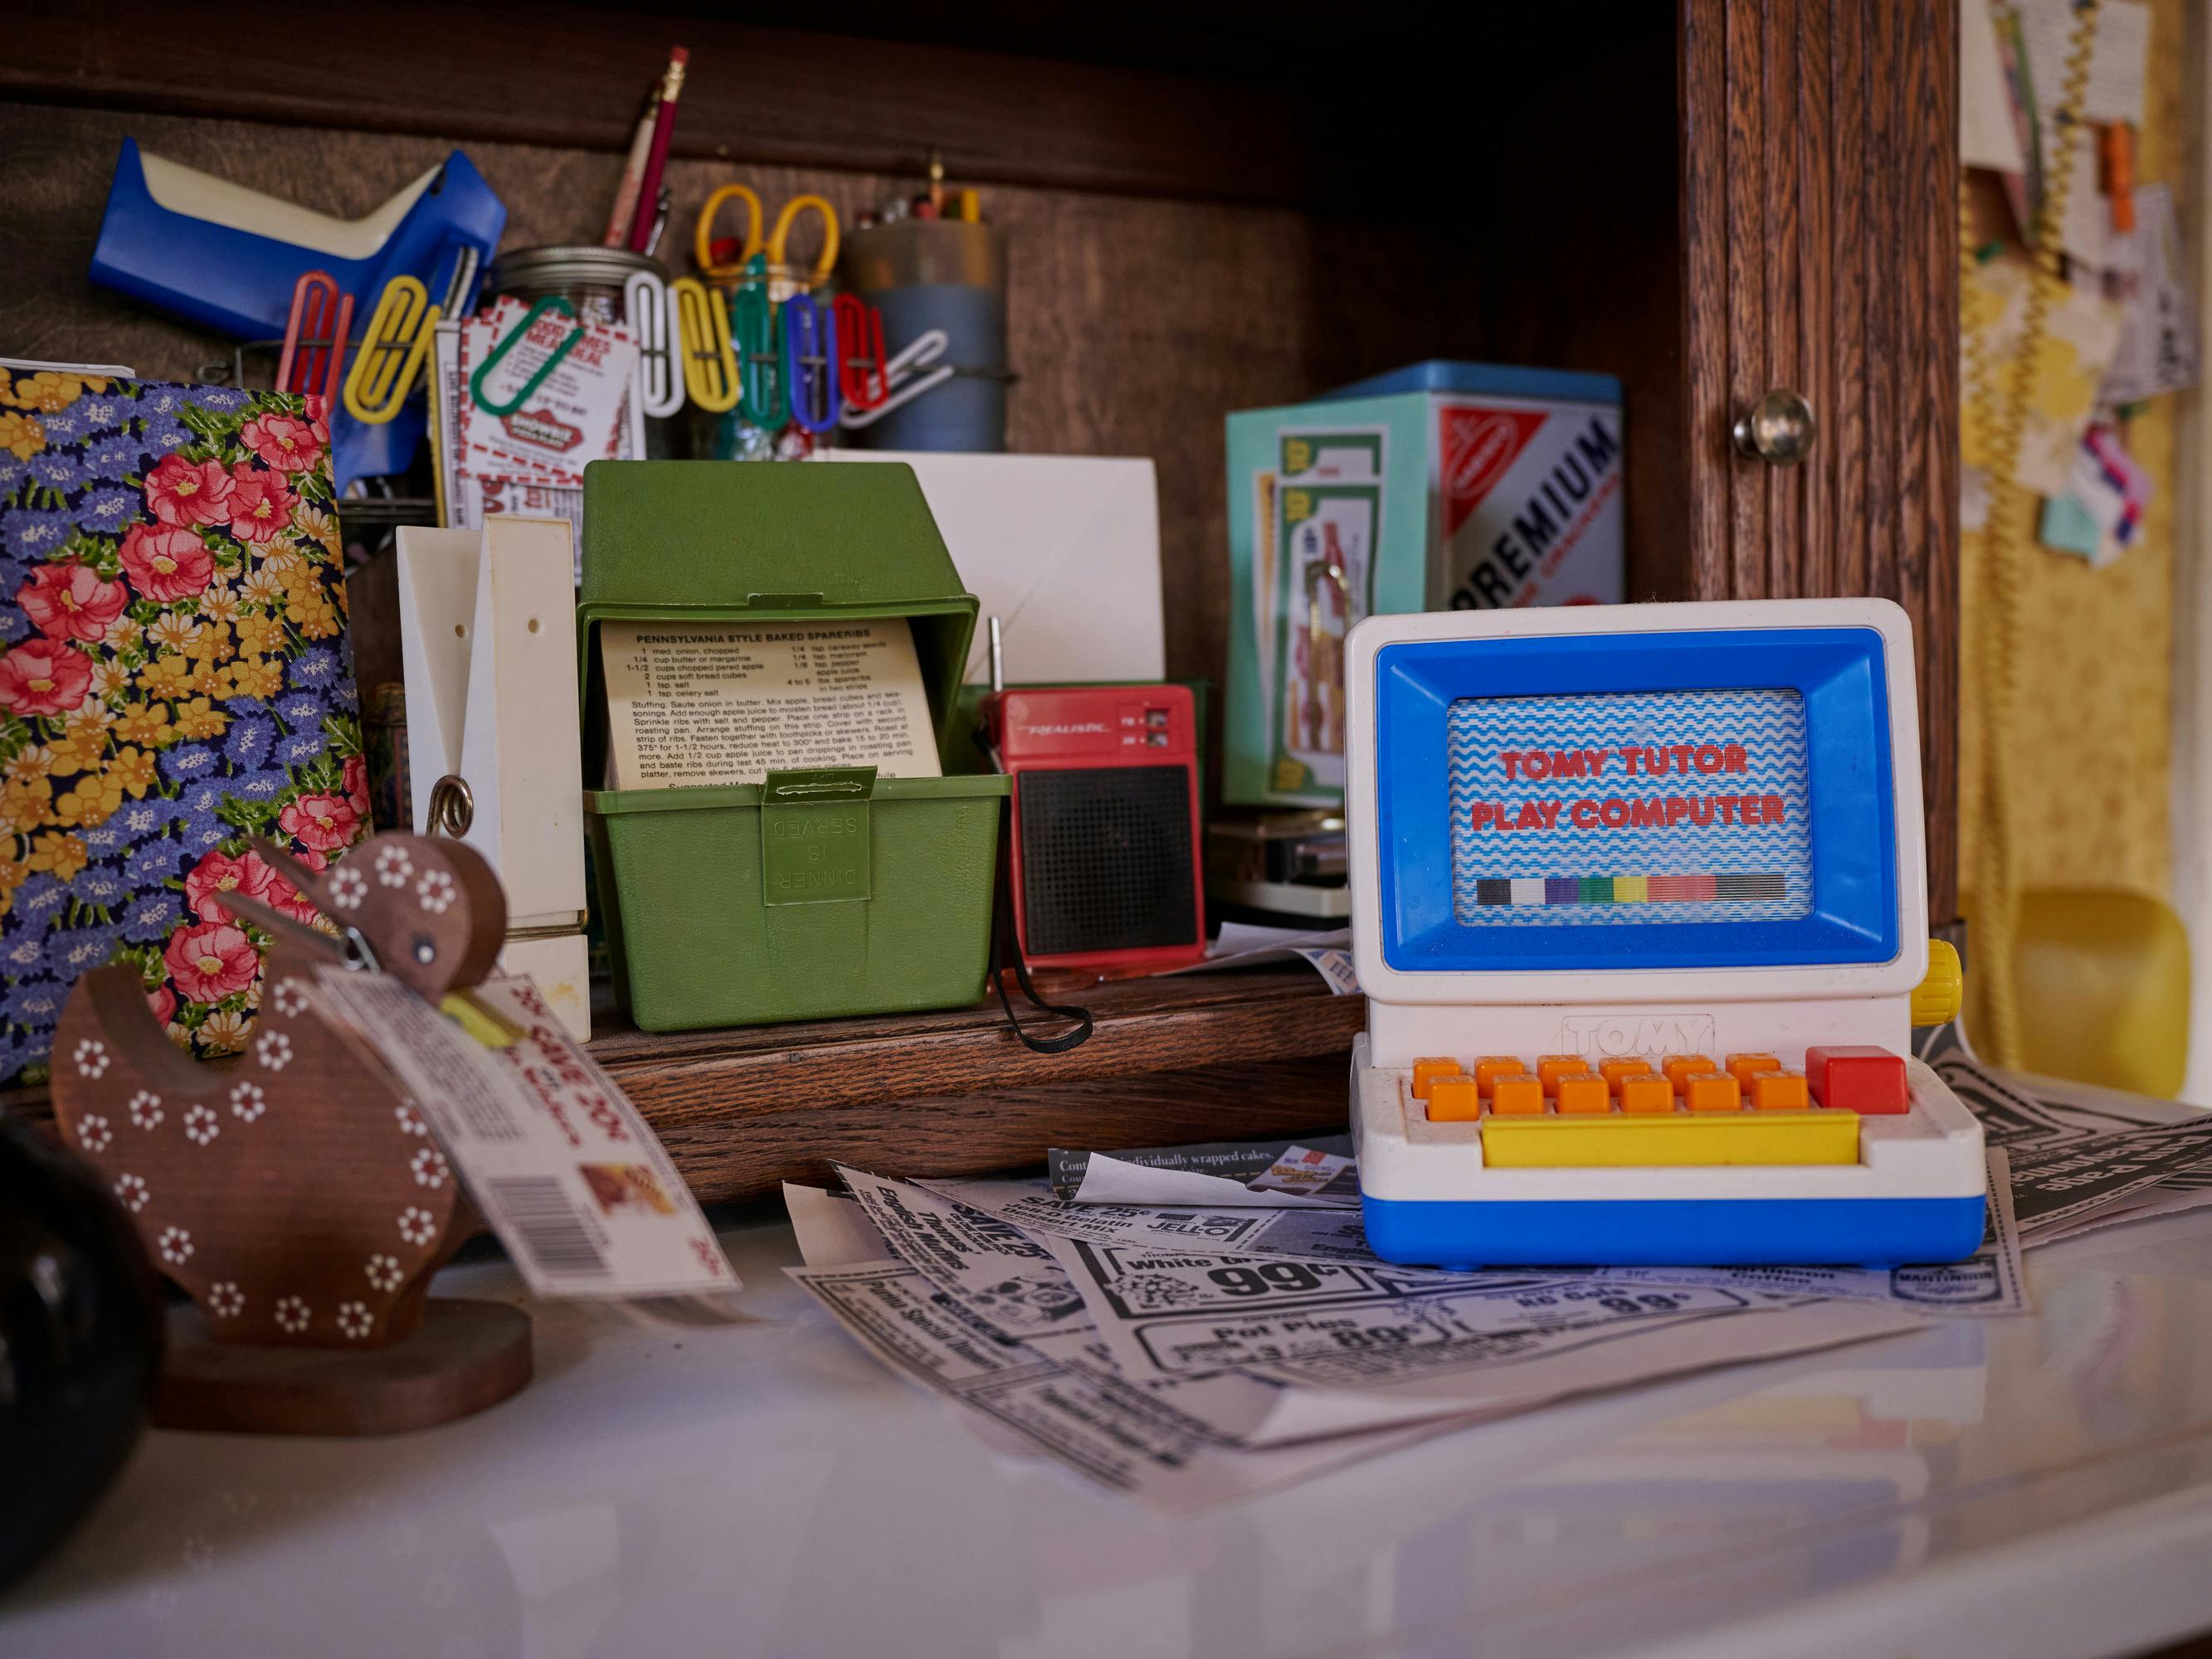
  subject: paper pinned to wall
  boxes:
[2016,0,2150,128]
[1962,0,2029,173]
[1961,253,2127,496]
[2104,182,2203,404]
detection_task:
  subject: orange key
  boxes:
[1660,1054,1717,1092]
[1473,1056,1523,1098]
[1410,1058,1460,1101]
[1490,1073,1546,1115]
[1554,1073,1611,1114]
[1427,1076,1484,1121]
[1748,1069,1811,1111]
[1725,1052,1781,1089]
[1618,1074,1675,1114]
[1535,1054,1584,1095]
[1683,1071,1743,1112]
[1598,1057,1653,1094]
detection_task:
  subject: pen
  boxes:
[626,46,689,254]
[602,86,660,249]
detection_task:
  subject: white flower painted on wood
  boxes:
[394,1103,428,1137]
[329,865,369,911]
[183,1104,220,1146]
[336,1301,373,1340]
[207,1282,244,1319]
[411,1146,449,1190]
[114,1173,149,1213]
[128,1090,163,1131]
[255,1030,292,1072]
[231,1081,267,1122]
[364,1253,404,1292]
[76,1114,112,1153]
[271,977,310,1017]
[74,1039,110,1079]
[397,1206,438,1247]
[157,1226,193,1266]
[375,846,414,887]
[416,869,456,914]
[274,1296,311,1334]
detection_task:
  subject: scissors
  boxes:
[692,185,840,289]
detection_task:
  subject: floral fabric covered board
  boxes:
[0,368,366,1088]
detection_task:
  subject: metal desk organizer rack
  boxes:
[1345,599,1985,1267]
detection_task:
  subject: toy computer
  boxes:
[1345,599,1984,1267]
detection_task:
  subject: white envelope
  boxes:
[814,450,1164,684]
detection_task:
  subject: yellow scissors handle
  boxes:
[342,275,439,425]
[765,195,840,286]
[670,276,741,413]
[694,184,763,284]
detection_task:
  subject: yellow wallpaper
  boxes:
[1960,0,2183,912]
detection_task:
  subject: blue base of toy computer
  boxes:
[1361,1192,1986,1270]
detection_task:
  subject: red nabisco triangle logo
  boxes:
[1440,406,1547,537]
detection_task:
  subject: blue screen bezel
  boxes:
[1374,627,1899,972]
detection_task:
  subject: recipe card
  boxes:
[600,617,941,788]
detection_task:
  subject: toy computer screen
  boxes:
[1447,688,1813,927]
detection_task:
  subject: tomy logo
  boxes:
[1558,1014,1717,1057]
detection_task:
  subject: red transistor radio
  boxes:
[982,674,1207,975]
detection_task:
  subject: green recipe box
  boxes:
[579,460,1010,1031]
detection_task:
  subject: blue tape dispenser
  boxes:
[89,139,507,489]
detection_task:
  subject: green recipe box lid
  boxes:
[578,459,979,753]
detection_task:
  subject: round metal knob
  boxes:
[1731,390,1817,465]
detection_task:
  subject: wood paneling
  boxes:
[0,3,1311,209]
[1681,0,1961,922]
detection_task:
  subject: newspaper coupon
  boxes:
[1039,1229,1916,1403]
[2006,1117,2212,1238]
[1049,1137,1360,1209]
[930,1161,2031,1318]
[314,971,737,1300]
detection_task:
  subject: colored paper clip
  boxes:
[341,275,440,425]
[840,328,951,429]
[670,276,739,413]
[833,293,888,411]
[468,294,578,416]
[730,254,782,426]
[782,291,840,435]
[276,269,354,400]
[624,269,685,418]
[693,184,840,288]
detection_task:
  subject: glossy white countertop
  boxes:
[8,1206,2212,1659]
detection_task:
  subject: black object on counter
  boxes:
[0,1111,165,1590]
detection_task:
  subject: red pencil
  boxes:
[626,46,688,254]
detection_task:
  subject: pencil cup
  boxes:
[841,219,1008,452]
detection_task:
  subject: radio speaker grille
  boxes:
[1016,765,1196,956]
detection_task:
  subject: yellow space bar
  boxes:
[1479,1111,1861,1168]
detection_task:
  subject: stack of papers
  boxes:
[785,1039,2212,1513]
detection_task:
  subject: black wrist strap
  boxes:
[991,791,1093,1054]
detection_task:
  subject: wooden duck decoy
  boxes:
[50,831,506,1355]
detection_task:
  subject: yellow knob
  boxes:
[1911,938,1963,1028]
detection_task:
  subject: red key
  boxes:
[1805,1045,1910,1114]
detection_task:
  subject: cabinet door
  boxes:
[1681,0,1960,922]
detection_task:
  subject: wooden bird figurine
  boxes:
[50,832,506,1351]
